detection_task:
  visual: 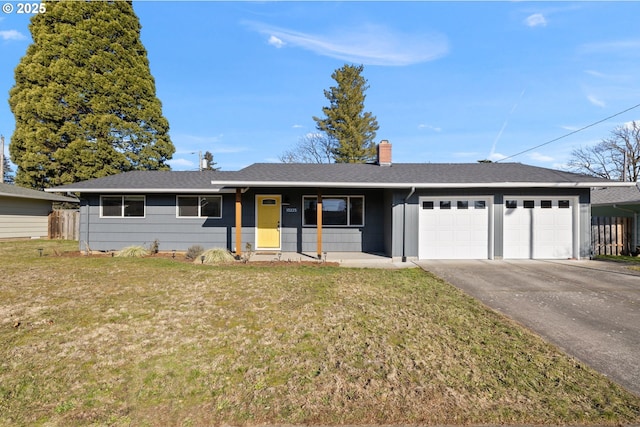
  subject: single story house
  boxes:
[591,185,640,253]
[47,142,632,260]
[0,182,78,239]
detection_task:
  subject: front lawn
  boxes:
[1,240,639,426]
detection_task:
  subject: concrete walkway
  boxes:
[249,251,415,269]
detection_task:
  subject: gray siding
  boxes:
[81,188,388,254]
[579,191,592,258]
[80,194,234,252]
[0,196,52,239]
[239,188,387,254]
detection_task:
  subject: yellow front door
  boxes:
[256,195,281,249]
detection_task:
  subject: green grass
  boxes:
[1,240,639,426]
[595,254,640,263]
[594,254,640,271]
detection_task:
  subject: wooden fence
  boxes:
[591,216,633,256]
[48,209,80,240]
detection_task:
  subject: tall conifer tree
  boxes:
[9,0,174,189]
[313,64,379,163]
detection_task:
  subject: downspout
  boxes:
[82,197,89,254]
[612,204,639,253]
[402,187,416,262]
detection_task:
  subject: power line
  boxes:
[497,102,640,162]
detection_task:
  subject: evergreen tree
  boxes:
[3,157,14,184]
[203,151,219,170]
[313,64,379,163]
[9,0,174,189]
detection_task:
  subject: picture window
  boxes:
[177,196,222,218]
[303,196,364,226]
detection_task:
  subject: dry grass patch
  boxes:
[1,240,639,426]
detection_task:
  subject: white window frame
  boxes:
[176,195,223,219]
[100,195,146,218]
[302,195,365,227]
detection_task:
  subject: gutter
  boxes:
[208,180,636,190]
[402,187,416,263]
[44,181,635,194]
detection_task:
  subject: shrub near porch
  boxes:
[1,240,639,426]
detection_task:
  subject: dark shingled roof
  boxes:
[46,170,239,192]
[46,162,624,193]
[219,162,611,185]
[0,182,78,202]
[591,185,640,206]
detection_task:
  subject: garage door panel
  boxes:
[419,197,490,260]
[503,198,574,259]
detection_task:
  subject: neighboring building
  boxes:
[591,185,640,254]
[47,142,632,260]
[0,182,78,239]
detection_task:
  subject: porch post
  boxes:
[235,188,242,256]
[317,189,323,259]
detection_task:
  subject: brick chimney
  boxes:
[377,140,392,166]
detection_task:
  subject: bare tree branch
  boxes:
[567,120,640,181]
[279,133,336,163]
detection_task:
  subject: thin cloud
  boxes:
[167,158,195,168]
[529,152,554,162]
[268,35,284,48]
[418,124,442,132]
[0,29,27,41]
[524,13,547,28]
[584,69,606,78]
[622,120,640,130]
[244,21,449,66]
[587,95,606,108]
[579,39,640,55]
[489,152,508,162]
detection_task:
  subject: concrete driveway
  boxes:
[416,259,640,396]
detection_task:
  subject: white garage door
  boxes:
[418,197,491,259]
[503,198,574,259]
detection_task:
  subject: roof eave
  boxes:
[1,192,78,202]
[45,187,233,194]
[44,180,632,193]
[210,180,628,189]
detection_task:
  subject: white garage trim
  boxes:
[418,196,494,260]
[503,196,579,259]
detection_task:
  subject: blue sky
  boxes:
[1,1,640,172]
